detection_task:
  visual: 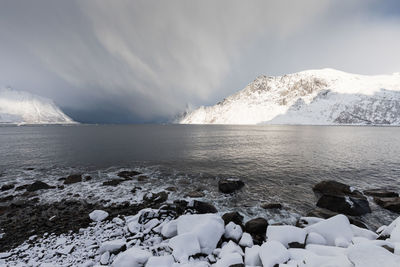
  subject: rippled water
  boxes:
[1,124,400,227]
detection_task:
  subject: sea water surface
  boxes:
[1,124,400,227]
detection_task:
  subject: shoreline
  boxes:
[1,171,400,265]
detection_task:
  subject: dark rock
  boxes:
[288,242,305,249]
[364,189,399,198]
[374,197,400,212]
[25,167,35,171]
[64,174,82,185]
[222,211,244,226]
[58,177,66,181]
[185,190,205,198]
[383,245,394,253]
[1,184,14,191]
[137,175,148,181]
[143,191,168,204]
[245,217,268,244]
[15,184,29,191]
[84,176,92,181]
[0,195,14,202]
[102,179,124,186]
[117,170,142,179]
[261,203,282,209]
[192,200,218,214]
[165,186,177,192]
[26,181,54,192]
[313,180,364,198]
[316,194,371,216]
[218,179,245,194]
[229,265,244,267]
[58,185,65,190]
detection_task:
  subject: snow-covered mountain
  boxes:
[0,87,76,124]
[179,69,400,125]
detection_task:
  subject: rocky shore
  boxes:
[1,171,400,266]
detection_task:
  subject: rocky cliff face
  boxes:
[179,69,400,125]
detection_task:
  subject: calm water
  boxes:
[1,124,400,227]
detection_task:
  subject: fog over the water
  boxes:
[0,0,399,123]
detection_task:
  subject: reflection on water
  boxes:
[1,124,400,227]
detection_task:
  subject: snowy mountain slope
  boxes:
[0,87,76,124]
[179,69,400,125]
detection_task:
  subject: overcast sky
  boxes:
[1,0,400,123]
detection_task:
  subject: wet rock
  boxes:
[131,187,141,194]
[313,180,364,198]
[15,184,29,191]
[58,185,65,190]
[25,167,35,171]
[185,190,205,198]
[0,195,14,202]
[192,200,218,214]
[137,175,148,181]
[117,170,142,179]
[64,174,82,184]
[1,184,14,191]
[364,189,399,198]
[143,191,168,204]
[261,203,282,209]
[316,194,371,216]
[222,211,244,226]
[244,217,268,244]
[102,179,124,186]
[165,186,177,192]
[26,181,54,192]
[218,179,245,194]
[84,176,92,181]
[374,197,400,212]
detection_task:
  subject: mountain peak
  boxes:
[0,87,76,125]
[179,69,400,125]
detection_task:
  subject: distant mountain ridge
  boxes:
[179,69,400,125]
[0,87,76,125]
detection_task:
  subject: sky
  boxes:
[0,0,400,123]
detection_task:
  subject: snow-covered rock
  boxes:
[305,215,353,246]
[176,214,224,254]
[179,69,400,125]
[224,222,243,242]
[146,255,175,267]
[89,210,109,222]
[112,247,152,267]
[99,239,126,253]
[239,232,254,247]
[266,225,307,248]
[169,233,201,262]
[244,245,262,266]
[347,243,400,267]
[0,87,75,124]
[259,240,290,267]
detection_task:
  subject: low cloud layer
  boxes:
[1,0,399,123]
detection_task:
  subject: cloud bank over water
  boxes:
[0,0,400,123]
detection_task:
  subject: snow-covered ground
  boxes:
[0,87,75,125]
[179,69,400,125]
[2,206,400,266]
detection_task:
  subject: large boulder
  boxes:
[374,197,400,212]
[192,200,218,214]
[245,217,268,244]
[303,207,368,229]
[313,180,363,198]
[26,181,54,192]
[364,189,399,198]
[64,174,82,185]
[218,179,244,194]
[316,194,371,216]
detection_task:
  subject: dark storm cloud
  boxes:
[0,0,399,123]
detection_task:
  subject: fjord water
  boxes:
[1,124,400,226]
